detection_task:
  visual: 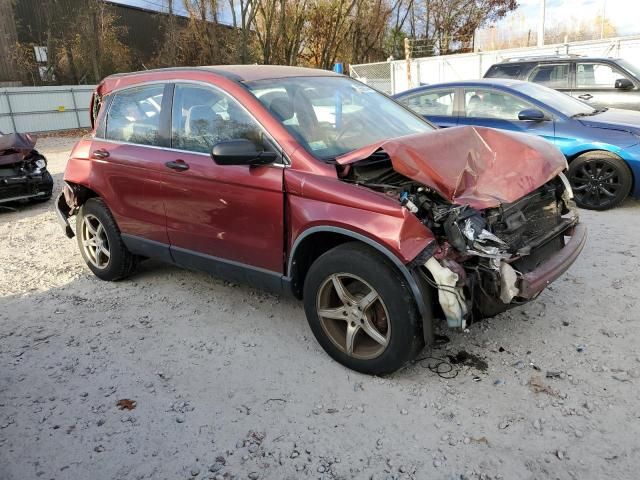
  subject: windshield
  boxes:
[512,81,595,117]
[617,59,640,79]
[246,76,434,159]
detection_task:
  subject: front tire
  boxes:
[303,242,424,375]
[568,151,632,210]
[76,198,137,281]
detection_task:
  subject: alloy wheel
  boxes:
[80,214,111,269]
[570,159,622,209]
[316,273,391,360]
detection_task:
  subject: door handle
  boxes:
[93,149,110,159]
[165,160,190,171]
[578,93,593,100]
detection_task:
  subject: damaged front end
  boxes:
[337,126,586,329]
[0,132,53,204]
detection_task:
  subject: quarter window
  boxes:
[171,84,264,154]
[399,89,455,116]
[529,64,570,89]
[105,85,165,146]
[464,89,533,120]
[576,63,630,89]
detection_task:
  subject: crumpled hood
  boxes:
[337,126,568,209]
[578,108,640,136]
[0,132,37,166]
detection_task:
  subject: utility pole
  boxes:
[537,0,545,47]
[404,37,411,89]
[600,0,607,39]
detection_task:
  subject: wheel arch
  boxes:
[57,181,102,238]
[566,147,624,162]
[62,180,100,210]
[287,226,435,343]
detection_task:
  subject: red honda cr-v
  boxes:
[57,66,586,374]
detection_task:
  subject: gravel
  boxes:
[1,136,639,479]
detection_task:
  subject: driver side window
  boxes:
[576,63,630,89]
[172,84,264,154]
[464,89,533,120]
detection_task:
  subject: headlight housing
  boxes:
[35,158,47,169]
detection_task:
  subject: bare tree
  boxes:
[348,0,392,64]
[418,0,517,54]
[302,0,358,69]
[182,0,223,63]
[252,0,309,65]
[228,0,258,63]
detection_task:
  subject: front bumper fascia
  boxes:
[518,223,587,299]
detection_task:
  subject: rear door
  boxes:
[90,83,173,247]
[162,82,285,275]
[396,88,458,127]
[457,87,555,143]
[572,61,640,111]
[527,62,572,96]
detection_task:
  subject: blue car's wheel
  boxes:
[568,151,632,210]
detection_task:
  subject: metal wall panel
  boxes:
[0,85,95,133]
[351,35,640,94]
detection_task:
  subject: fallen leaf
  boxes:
[529,376,560,397]
[116,399,137,410]
[471,436,489,445]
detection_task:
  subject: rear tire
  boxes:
[303,242,424,375]
[76,198,137,281]
[568,151,632,210]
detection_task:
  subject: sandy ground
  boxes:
[1,136,639,480]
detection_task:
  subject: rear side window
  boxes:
[485,64,523,79]
[399,89,456,116]
[528,64,570,88]
[105,85,165,146]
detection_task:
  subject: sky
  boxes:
[111,0,639,38]
[108,0,236,25]
[484,0,639,37]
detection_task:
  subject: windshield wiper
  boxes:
[572,107,608,118]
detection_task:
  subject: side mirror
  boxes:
[211,139,277,166]
[518,108,547,122]
[614,78,633,90]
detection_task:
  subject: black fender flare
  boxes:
[288,226,434,344]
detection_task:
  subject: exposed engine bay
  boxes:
[0,132,53,204]
[338,149,580,329]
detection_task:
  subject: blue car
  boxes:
[393,79,640,210]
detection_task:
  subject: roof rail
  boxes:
[502,54,583,63]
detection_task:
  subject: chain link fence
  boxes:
[349,61,394,94]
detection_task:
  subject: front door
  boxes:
[162,83,285,277]
[572,61,640,111]
[457,87,555,143]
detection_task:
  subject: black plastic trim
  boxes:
[122,234,173,263]
[159,83,174,148]
[120,234,293,296]
[287,227,433,328]
[170,245,287,294]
